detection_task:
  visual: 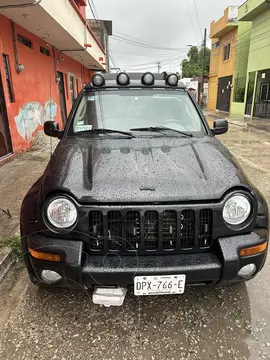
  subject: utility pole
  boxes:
[157,62,161,73]
[199,28,207,108]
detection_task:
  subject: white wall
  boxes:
[41,0,105,65]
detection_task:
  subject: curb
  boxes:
[0,247,16,282]
[226,119,247,128]
[246,122,270,133]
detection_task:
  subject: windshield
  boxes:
[72,89,205,135]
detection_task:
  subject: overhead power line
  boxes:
[111,35,187,51]
[114,31,185,51]
[193,0,203,38]
[119,52,187,68]
[90,0,99,18]
[185,0,197,41]
[121,54,187,71]
[87,0,97,19]
[109,49,118,68]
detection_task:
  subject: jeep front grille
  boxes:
[89,208,213,254]
[180,210,195,249]
[163,210,177,250]
[125,211,140,250]
[144,211,159,250]
[199,209,213,248]
[89,211,103,250]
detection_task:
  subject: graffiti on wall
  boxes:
[15,98,58,141]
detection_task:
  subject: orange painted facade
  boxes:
[208,7,238,111]
[0,13,93,156]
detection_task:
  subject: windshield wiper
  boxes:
[78,128,136,138]
[130,126,193,137]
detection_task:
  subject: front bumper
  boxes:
[24,231,268,288]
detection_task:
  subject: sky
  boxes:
[86,0,245,73]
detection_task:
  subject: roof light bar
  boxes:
[117,72,130,86]
[166,73,179,87]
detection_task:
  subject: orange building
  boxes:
[208,7,238,112]
[0,0,111,162]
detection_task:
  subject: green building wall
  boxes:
[247,8,270,73]
[230,21,252,116]
[233,1,270,119]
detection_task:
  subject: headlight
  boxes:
[46,197,77,228]
[223,194,251,225]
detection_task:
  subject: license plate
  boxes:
[134,274,186,296]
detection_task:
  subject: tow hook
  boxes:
[92,287,127,307]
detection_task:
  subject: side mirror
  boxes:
[211,119,228,135]
[44,121,63,139]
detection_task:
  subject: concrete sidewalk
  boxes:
[205,111,270,132]
[0,132,58,248]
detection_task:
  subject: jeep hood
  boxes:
[42,136,251,203]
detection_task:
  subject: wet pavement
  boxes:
[1,122,270,360]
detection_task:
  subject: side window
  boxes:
[73,95,97,132]
[223,43,231,61]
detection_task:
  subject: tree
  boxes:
[181,46,210,78]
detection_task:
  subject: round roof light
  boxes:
[142,72,155,86]
[117,72,130,86]
[166,73,179,86]
[92,73,105,87]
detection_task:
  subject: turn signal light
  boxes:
[240,242,267,257]
[29,248,61,262]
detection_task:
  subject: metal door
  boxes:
[254,82,270,118]
[216,76,233,112]
[0,72,12,159]
[57,72,67,126]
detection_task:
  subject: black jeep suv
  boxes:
[21,72,268,304]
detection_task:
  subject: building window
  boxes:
[69,75,76,104]
[2,54,15,103]
[260,83,269,101]
[233,75,247,103]
[223,43,231,61]
[17,34,32,48]
[40,46,50,57]
[212,41,220,49]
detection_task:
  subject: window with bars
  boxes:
[17,34,33,48]
[69,75,76,105]
[260,83,270,101]
[40,46,50,57]
[2,54,15,103]
[223,43,231,61]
